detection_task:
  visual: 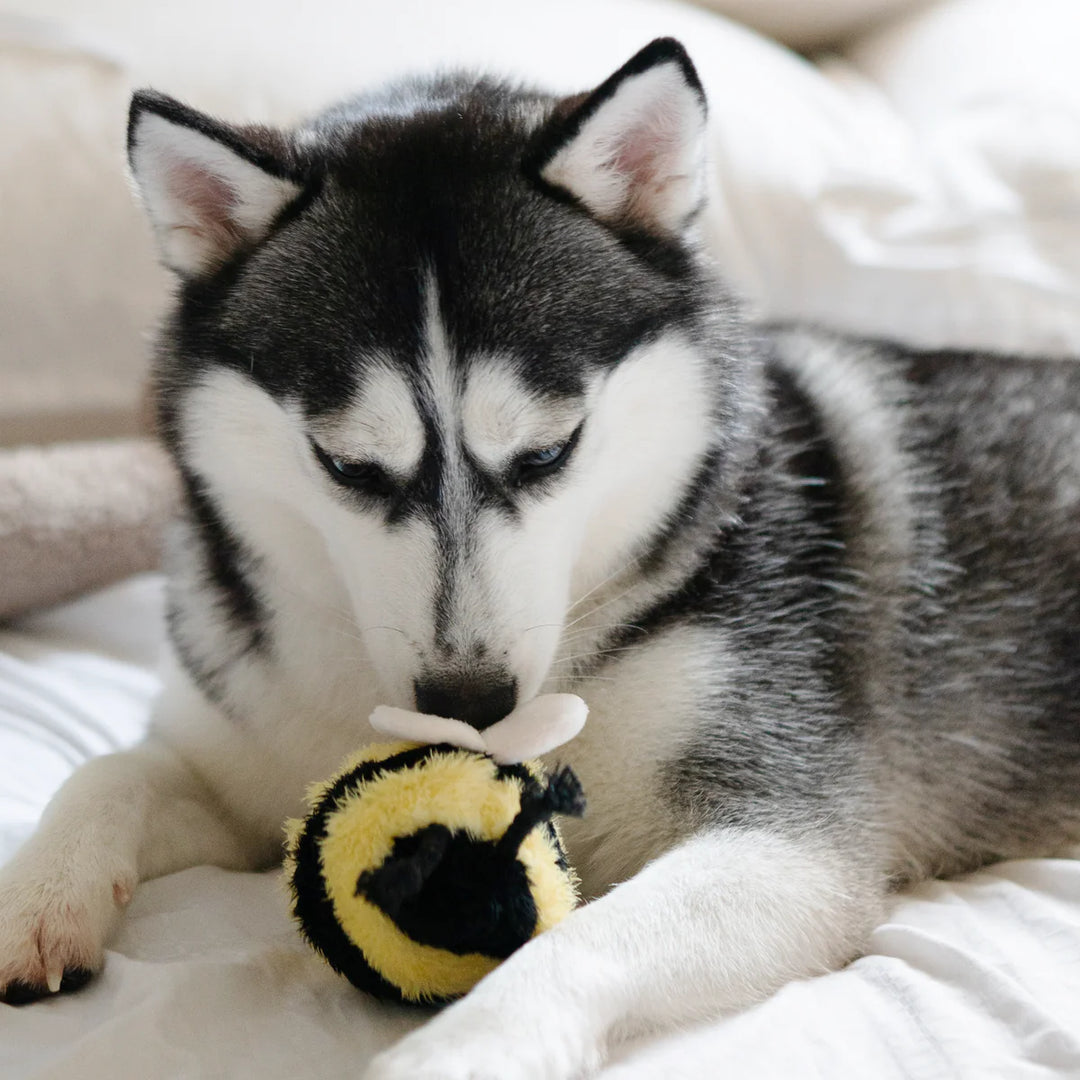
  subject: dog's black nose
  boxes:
[414,676,517,731]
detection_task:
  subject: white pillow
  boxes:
[823,0,1080,355]
[13,0,830,119]
[695,0,1080,356]
[684,0,924,49]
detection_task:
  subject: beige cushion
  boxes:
[0,16,168,447]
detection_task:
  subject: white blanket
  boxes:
[2,578,1079,1078]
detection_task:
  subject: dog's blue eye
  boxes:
[329,457,366,478]
[522,446,564,467]
[313,443,394,498]
[512,426,583,486]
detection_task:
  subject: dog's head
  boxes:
[130,39,750,725]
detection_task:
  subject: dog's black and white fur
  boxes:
[2,38,1079,1078]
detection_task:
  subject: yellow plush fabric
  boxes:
[286,743,579,1002]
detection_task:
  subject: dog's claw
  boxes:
[1,966,95,1007]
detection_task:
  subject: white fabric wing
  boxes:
[369,694,588,765]
[367,706,488,754]
[480,694,589,765]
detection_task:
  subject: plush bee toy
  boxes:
[284,694,588,1004]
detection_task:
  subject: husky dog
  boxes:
[2,35,1079,1078]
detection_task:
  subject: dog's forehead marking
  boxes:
[319,276,585,488]
[462,360,583,471]
[317,361,425,476]
[417,273,474,564]
[417,274,462,472]
[414,272,481,651]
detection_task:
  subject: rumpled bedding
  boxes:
[2,579,1079,1078]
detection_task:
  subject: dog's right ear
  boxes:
[525,38,707,239]
[127,91,303,279]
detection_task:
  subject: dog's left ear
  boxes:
[527,38,707,238]
[127,91,304,278]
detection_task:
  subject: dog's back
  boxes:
[610,321,1080,901]
[888,347,1080,872]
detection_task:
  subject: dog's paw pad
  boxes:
[0,966,95,1006]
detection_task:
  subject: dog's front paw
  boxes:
[365,992,602,1080]
[0,859,126,1005]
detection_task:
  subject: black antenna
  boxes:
[497,766,586,858]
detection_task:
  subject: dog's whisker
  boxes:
[356,624,411,639]
[268,579,368,629]
[547,673,616,684]
[523,621,647,643]
[560,622,646,642]
[326,624,411,650]
[566,562,635,615]
[563,582,641,631]
[550,645,642,666]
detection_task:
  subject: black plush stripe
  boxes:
[288,745,451,1004]
[289,797,412,1003]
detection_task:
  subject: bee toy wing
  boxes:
[368,693,588,764]
[482,694,588,764]
[368,706,487,752]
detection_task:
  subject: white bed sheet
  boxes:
[1,577,1079,1078]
